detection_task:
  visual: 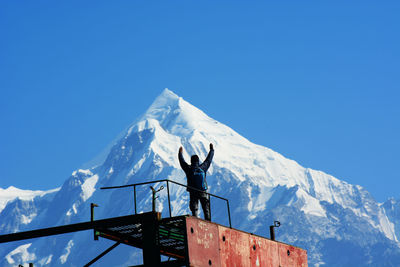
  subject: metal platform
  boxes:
[0,177,308,266]
[0,212,307,266]
[95,214,188,260]
[94,213,308,267]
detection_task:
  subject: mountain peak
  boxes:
[132,89,214,137]
[140,88,181,123]
[150,88,180,109]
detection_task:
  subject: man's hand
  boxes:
[210,143,214,150]
[179,147,183,153]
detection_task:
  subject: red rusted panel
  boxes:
[186,217,221,267]
[249,235,279,267]
[185,217,307,267]
[218,226,250,267]
[278,243,308,267]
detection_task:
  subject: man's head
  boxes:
[191,155,200,165]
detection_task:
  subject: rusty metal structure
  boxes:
[0,180,308,267]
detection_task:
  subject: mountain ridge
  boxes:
[1,88,400,266]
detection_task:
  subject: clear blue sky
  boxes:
[1,1,399,202]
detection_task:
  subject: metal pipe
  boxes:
[84,242,120,267]
[270,225,275,241]
[101,179,229,202]
[150,186,164,212]
[150,186,156,212]
[90,203,99,240]
[101,179,232,228]
[270,221,280,241]
[227,200,232,228]
[209,196,212,222]
[166,181,172,217]
[90,203,98,222]
[134,185,137,215]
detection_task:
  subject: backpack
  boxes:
[192,167,207,190]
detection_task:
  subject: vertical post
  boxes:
[91,203,99,240]
[150,186,164,213]
[134,185,137,215]
[270,225,275,241]
[209,194,212,222]
[270,221,280,241]
[227,200,232,228]
[151,187,156,212]
[167,180,172,217]
[142,213,161,266]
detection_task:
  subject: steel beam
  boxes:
[0,212,159,244]
[84,242,120,267]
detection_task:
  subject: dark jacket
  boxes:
[178,149,214,192]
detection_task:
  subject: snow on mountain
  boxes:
[1,88,400,266]
[0,186,59,213]
[5,243,36,265]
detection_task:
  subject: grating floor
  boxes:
[96,215,188,259]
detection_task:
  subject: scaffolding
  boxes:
[0,180,307,267]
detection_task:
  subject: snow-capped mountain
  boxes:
[1,89,400,266]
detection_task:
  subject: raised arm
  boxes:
[178,147,190,172]
[201,143,214,171]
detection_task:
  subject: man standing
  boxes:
[178,143,214,221]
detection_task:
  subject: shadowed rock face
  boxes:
[1,89,400,267]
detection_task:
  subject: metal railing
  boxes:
[100,179,232,228]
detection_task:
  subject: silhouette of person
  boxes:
[178,143,214,221]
